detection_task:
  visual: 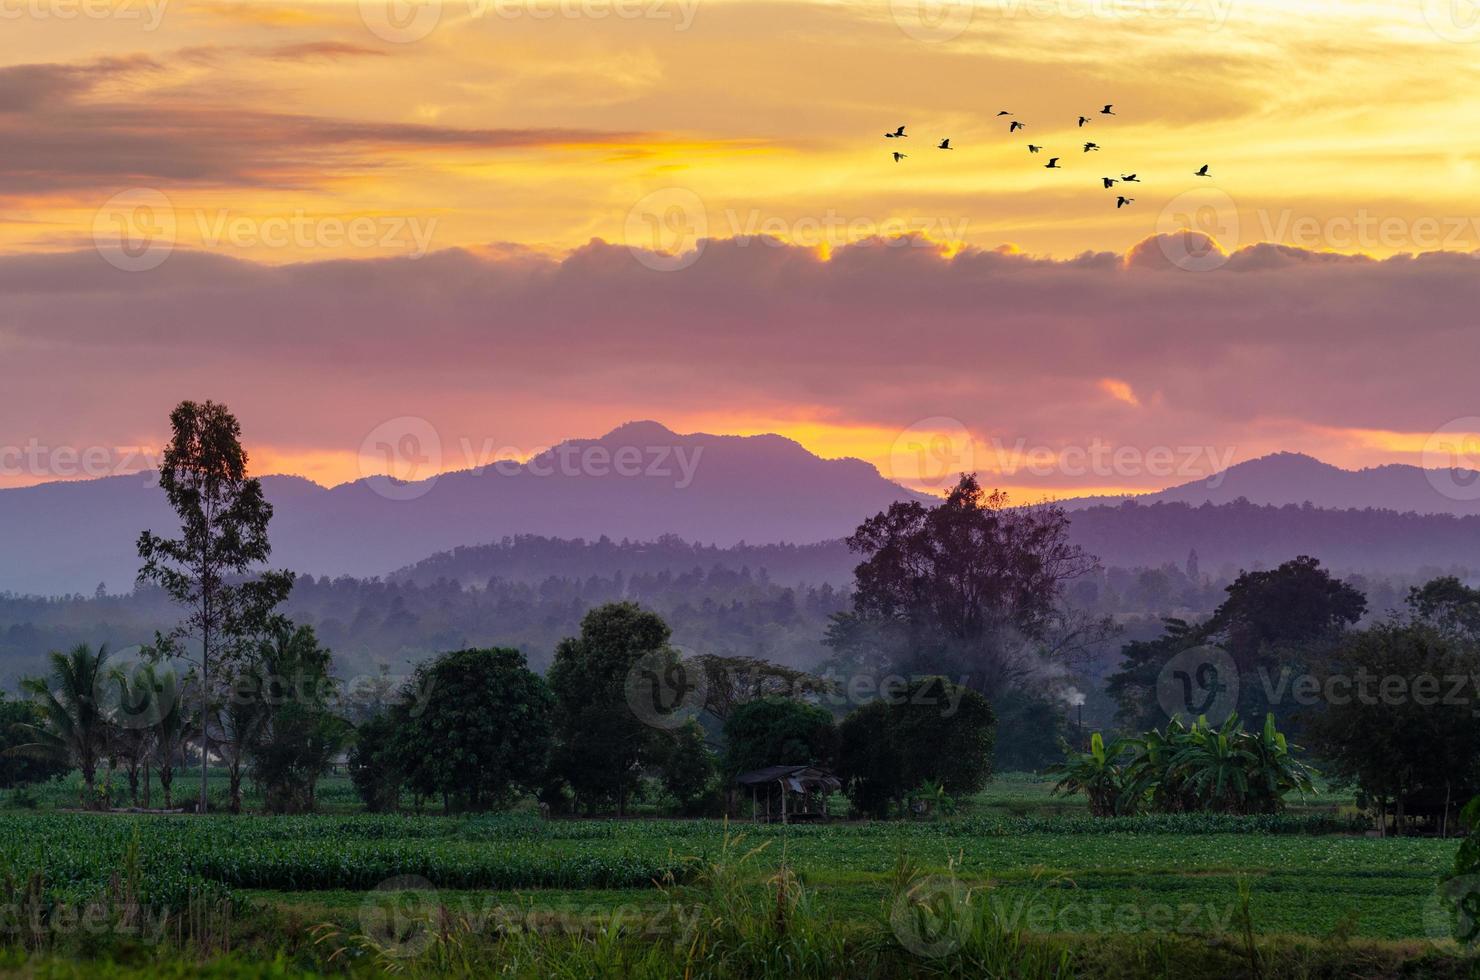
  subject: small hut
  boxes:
[735,764,842,823]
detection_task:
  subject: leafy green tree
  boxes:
[0,693,69,791]
[693,654,832,723]
[1408,576,1480,640]
[837,700,900,818]
[348,712,404,813]
[1106,618,1205,731]
[137,400,294,813]
[1207,555,1365,726]
[1107,558,1364,732]
[1303,621,1480,834]
[892,677,995,795]
[721,697,837,778]
[659,720,716,814]
[242,622,348,814]
[547,603,673,815]
[10,644,114,808]
[394,647,553,813]
[830,474,1097,699]
[838,678,996,817]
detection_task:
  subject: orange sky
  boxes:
[2,0,1478,497]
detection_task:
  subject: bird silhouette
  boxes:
[1101,177,1117,188]
[893,152,907,162]
[1027,144,1042,153]
[997,110,1012,116]
[885,125,907,138]
[1045,157,1061,168]
[1009,121,1025,132]
[1078,116,1090,127]
[1101,104,1115,114]
[1116,196,1134,208]
[1120,173,1140,182]
[1195,164,1211,177]
[1083,142,1100,152]
[938,138,953,149]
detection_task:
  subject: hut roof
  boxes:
[734,764,841,792]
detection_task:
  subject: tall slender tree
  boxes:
[137,401,293,813]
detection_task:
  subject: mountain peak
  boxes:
[599,420,678,442]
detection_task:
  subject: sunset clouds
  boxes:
[1,232,1475,495]
[2,0,1477,494]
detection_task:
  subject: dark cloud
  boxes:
[0,235,1474,475]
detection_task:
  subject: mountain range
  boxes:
[3,422,1478,597]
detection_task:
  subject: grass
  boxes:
[0,771,1466,978]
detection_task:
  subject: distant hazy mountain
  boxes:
[1062,451,1480,515]
[0,421,930,596]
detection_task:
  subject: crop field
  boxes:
[0,773,1470,978]
[0,782,1450,939]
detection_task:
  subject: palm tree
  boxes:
[11,644,114,809]
[149,667,195,810]
[215,691,267,814]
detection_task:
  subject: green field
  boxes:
[0,773,1472,978]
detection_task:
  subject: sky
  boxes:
[3,0,1480,496]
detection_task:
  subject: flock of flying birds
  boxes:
[883,105,1212,210]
